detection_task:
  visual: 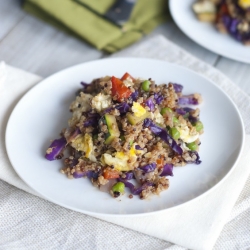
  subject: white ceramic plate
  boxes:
[169,0,250,63]
[6,58,244,217]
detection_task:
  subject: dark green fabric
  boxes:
[23,0,169,53]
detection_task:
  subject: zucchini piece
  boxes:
[126,111,150,125]
[104,114,120,144]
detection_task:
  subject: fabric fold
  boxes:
[23,0,169,52]
[0,35,250,249]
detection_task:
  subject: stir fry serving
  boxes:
[45,73,203,199]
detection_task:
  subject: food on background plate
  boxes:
[193,0,250,45]
[45,73,203,199]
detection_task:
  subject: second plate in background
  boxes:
[169,0,250,63]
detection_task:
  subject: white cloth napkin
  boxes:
[1,35,250,250]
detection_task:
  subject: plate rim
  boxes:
[169,0,250,64]
[5,57,245,217]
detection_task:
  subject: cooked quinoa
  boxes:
[45,73,203,199]
[193,0,250,45]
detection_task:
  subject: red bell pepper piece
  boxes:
[111,76,132,102]
[121,72,135,81]
[103,169,120,179]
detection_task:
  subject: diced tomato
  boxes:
[111,76,132,102]
[156,156,164,168]
[103,169,120,179]
[121,72,135,81]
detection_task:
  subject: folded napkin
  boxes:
[1,35,250,250]
[23,0,169,53]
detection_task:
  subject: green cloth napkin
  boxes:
[23,0,169,53]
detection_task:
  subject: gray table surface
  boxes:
[1,0,250,96]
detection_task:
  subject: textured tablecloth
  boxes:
[0,35,250,250]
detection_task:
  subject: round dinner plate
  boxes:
[169,0,250,63]
[5,58,244,216]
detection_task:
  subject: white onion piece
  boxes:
[99,179,117,193]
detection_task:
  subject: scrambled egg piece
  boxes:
[151,109,164,125]
[177,125,199,143]
[71,134,97,162]
[180,141,190,151]
[103,144,143,171]
[238,0,250,9]
[103,153,130,171]
[132,102,146,117]
[123,78,134,87]
[91,93,111,112]
[68,93,93,127]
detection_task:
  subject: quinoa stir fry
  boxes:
[193,0,250,45]
[45,73,204,199]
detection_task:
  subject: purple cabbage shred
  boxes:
[120,172,134,180]
[73,170,99,179]
[175,107,198,123]
[143,119,183,155]
[160,164,174,177]
[186,151,202,165]
[115,102,130,114]
[118,179,154,195]
[131,90,139,101]
[45,137,67,161]
[135,145,143,150]
[83,112,100,127]
[80,81,89,90]
[87,171,99,179]
[145,98,155,111]
[73,171,85,178]
[178,95,199,105]
[154,93,164,105]
[173,83,183,93]
[103,103,130,115]
[139,163,157,173]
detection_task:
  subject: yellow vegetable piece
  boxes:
[71,134,96,161]
[71,135,85,152]
[129,147,136,157]
[115,152,126,159]
[103,153,131,171]
[103,143,144,171]
[132,102,146,117]
[129,143,143,157]
[238,0,250,8]
[83,134,93,158]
